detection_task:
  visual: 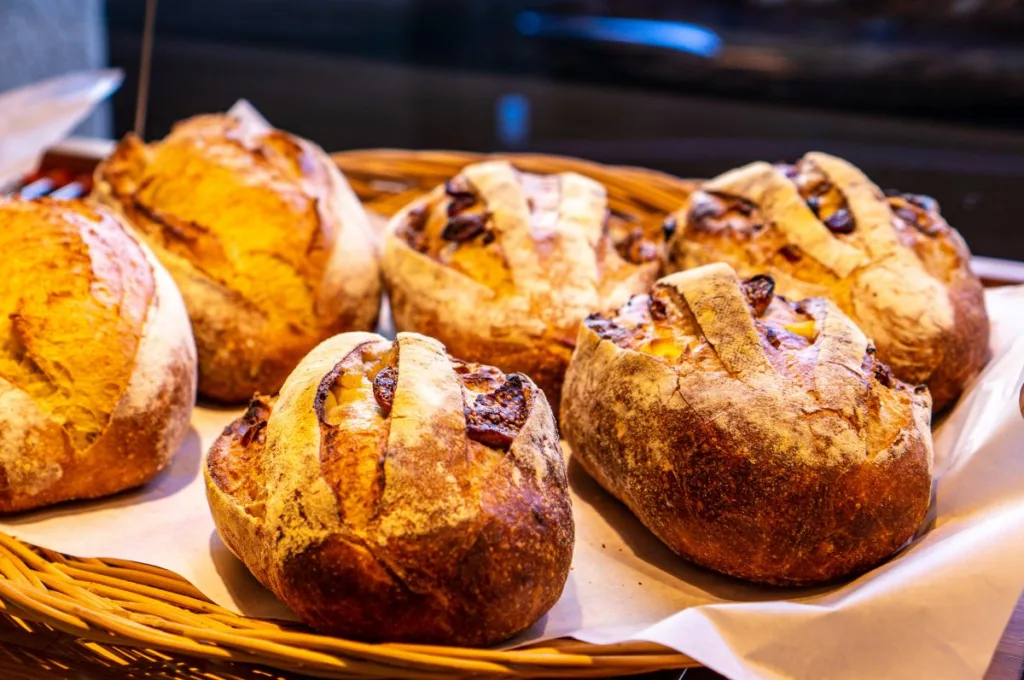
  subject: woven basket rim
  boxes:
[331,147,698,223]
[0,531,699,678]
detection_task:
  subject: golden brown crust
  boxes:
[204,331,573,645]
[667,152,989,411]
[560,263,933,585]
[93,114,381,403]
[382,161,659,409]
[0,199,196,513]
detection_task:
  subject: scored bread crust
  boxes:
[383,160,659,409]
[667,152,989,411]
[205,331,573,645]
[560,263,933,585]
[93,114,381,403]
[0,200,196,513]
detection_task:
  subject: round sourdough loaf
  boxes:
[667,152,988,411]
[0,199,196,513]
[205,331,573,645]
[93,113,381,403]
[561,263,933,586]
[382,160,660,409]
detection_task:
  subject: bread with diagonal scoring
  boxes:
[0,199,196,512]
[383,160,661,409]
[667,152,988,411]
[561,263,933,585]
[205,331,573,645]
[94,113,381,402]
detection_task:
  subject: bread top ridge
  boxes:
[389,160,660,342]
[207,331,567,575]
[0,198,155,452]
[581,262,933,470]
[95,112,378,333]
[671,152,988,406]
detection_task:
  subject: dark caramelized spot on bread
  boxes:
[778,245,803,263]
[373,365,396,414]
[399,203,430,253]
[662,215,678,241]
[778,160,857,234]
[687,192,762,234]
[614,226,660,264]
[649,297,668,321]
[742,275,776,317]
[208,395,275,509]
[886,191,946,237]
[860,349,906,395]
[874,360,896,388]
[463,374,530,450]
[823,209,855,234]
[437,174,492,242]
[442,213,491,243]
[445,177,478,217]
[603,209,663,266]
[226,397,272,444]
[236,397,272,447]
[406,204,429,232]
[451,361,533,450]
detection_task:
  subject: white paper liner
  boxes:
[0,70,122,188]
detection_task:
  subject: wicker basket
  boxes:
[331,148,697,220]
[0,150,700,679]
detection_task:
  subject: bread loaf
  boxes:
[0,199,196,512]
[93,113,381,403]
[561,262,933,585]
[205,331,573,645]
[667,152,988,410]
[382,160,660,409]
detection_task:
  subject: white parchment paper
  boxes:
[0,70,122,188]
[3,285,1022,680]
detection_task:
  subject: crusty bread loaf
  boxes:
[93,113,381,403]
[561,262,933,585]
[667,152,988,411]
[382,160,660,409]
[205,331,573,645]
[0,199,196,513]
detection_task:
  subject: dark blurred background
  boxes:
[93,1,1024,258]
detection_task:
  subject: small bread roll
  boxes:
[667,152,988,411]
[0,199,196,513]
[561,263,933,585]
[205,331,573,645]
[382,160,660,409]
[93,113,380,403]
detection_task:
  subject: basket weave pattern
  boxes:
[0,150,699,679]
[332,149,696,219]
[0,531,701,678]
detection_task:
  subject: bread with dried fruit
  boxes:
[561,262,933,585]
[666,152,988,411]
[382,160,661,409]
[205,331,573,645]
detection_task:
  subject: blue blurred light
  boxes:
[516,11,543,36]
[514,13,722,59]
[496,93,530,147]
